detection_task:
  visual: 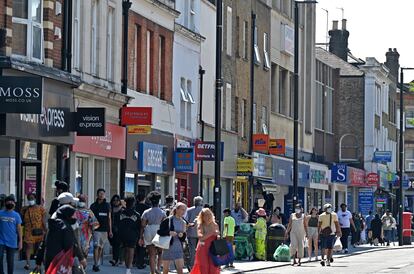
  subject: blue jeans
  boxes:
[0,245,15,274]
[384,230,393,244]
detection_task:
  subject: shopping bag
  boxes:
[333,237,342,252]
[273,244,291,262]
[45,248,74,274]
[210,239,230,256]
[151,234,172,249]
[210,242,235,266]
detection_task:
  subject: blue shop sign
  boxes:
[331,163,347,183]
[138,142,167,173]
[174,148,194,172]
[358,188,374,216]
[373,151,392,163]
[273,158,310,187]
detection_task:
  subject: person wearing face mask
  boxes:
[35,205,86,272]
[20,193,46,270]
[306,208,319,262]
[285,204,307,266]
[0,195,22,274]
[318,204,341,267]
[75,194,99,257]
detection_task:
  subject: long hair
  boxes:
[196,208,215,227]
[171,202,187,217]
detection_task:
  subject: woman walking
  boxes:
[159,202,187,274]
[140,191,167,274]
[285,204,307,266]
[191,208,220,274]
[21,193,46,270]
[109,195,124,266]
[306,207,319,262]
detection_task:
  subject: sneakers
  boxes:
[308,257,312,262]
[326,260,331,266]
[320,260,325,266]
[315,256,319,261]
[126,269,131,274]
[344,248,349,253]
[92,265,100,272]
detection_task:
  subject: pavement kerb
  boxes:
[234,245,414,273]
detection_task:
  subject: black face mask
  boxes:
[5,204,14,210]
[68,218,77,225]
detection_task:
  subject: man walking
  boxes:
[365,211,374,244]
[0,196,22,274]
[223,208,236,268]
[90,189,112,272]
[381,209,394,246]
[318,204,341,267]
[49,180,69,216]
[186,196,203,267]
[231,202,248,232]
[135,194,150,269]
[337,203,355,253]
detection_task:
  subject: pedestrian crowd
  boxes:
[0,182,403,273]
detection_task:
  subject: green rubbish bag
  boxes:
[273,244,291,262]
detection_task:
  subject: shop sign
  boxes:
[373,151,392,162]
[366,173,380,187]
[19,107,71,136]
[73,108,106,136]
[375,197,387,208]
[121,107,152,126]
[311,169,328,184]
[269,139,285,155]
[174,148,194,172]
[72,123,126,159]
[253,153,272,178]
[349,167,366,187]
[194,141,224,161]
[252,134,269,153]
[0,76,43,114]
[331,163,347,183]
[127,125,152,134]
[138,141,167,173]
[237,158,253,176]
[358,188,374,216]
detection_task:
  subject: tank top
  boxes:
[291,213,306,235]
[308,216,318,227]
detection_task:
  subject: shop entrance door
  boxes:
[137,185,151,200]
[20,163,42,207]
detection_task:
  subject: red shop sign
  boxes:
[349,167,366,187]
[252,134,269,153]
[366,173,380,186]
[71,123,126,159]
[121,107,152,126]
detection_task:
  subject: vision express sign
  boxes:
[0,76,43,114]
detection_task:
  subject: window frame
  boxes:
[73,0,81,69]
[263,32,270,70]
[187,80,195,104]
[106,6,115,81]
[242,20,248,60]
[253,26,261,64]
[226,6,232,56]
[91,0,98,76]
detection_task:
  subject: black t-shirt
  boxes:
[135,203,150,216]
[49,198,60,217]
[119,208,141,242]
[90,200,111,232]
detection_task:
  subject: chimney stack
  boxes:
[385,48,400,80]
[329,19,350,61]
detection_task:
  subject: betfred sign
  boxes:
[74,108,106,136]
[366,173,380,186]
[121,107,152,126]
[194,141,224,161]
[0,76,43,114]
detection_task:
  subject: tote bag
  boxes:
[152,234,172,250]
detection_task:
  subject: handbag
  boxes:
[152,234,172,249]
[210,242,234,266]
[72,265,86,274]
[27,207,44,237]
[321,214,333,237]
[210,239,229,256]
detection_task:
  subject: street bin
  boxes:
[266,223,286,261]
[403,212,412,245]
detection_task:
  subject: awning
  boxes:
[257,180,281,194]
[309,182,329,190]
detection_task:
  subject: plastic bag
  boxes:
[333,237,342,252]
[273,244,291,262]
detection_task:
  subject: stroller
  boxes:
[234,223,254,260]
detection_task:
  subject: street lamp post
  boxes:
[398,67,414,246]
[293,0,316,212]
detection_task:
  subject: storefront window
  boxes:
[42,144,56,210]
[75,157,88,196]
[202,178,214,206]
[94,159,105,193]
[21,141,38,160]
[125,173,135,196]
[157,175,168,202]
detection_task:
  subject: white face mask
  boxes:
[28,200,35,206]
[295,209,301,214]
[78,202,86,208]
[326,208,332,213]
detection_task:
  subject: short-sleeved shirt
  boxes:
[337,210,352,228]
[231,209,246,227]
[0,210,22,248]
[90,200,111,232]
[319,212,338,235]
[142,207,166,225]
[223,216,236,237]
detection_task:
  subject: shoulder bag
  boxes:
[320,213,333,237]
[27,207,44,237]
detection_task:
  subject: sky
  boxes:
[316,0,414,81]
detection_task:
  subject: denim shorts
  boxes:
[320,234,335,249]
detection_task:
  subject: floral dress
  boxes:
[75,208,99,255]
[21,205,46,244]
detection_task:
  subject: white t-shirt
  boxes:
[337,210,352,228]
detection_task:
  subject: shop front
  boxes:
[252,152,275,210]
[346,167,367,213]
[0,73,75,209]
[70,123,126,203]
[307,162,330,212]
[126,131,174,202]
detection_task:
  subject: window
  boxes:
[158,36,166,99]
[326,87,333,132]
[12,0,43,60]
[253,103,257,133]
[263,33,270,69]
[253,26,261,64]
[242,20,248,59]
[187,80,195,104]
[271,64,278,112]
[94,159,105,194]
[226,7,232,56]
[189,0,196,31]
[261,106,268,134]
[375,83,381,115]
[135,25,142,90]
[315,81,323,130]
[73,0,81,69]
[146,30,153,94]
[106,6,115,81]
[224,83,232,130]
[241,99,246,138]
[289,72,294,118]
[180,78,187,129]
[75,157,88,195]
[91,0,98,75]
[186,80,193,130]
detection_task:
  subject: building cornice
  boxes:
[174,23,205,43]
[146,0,180,18]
